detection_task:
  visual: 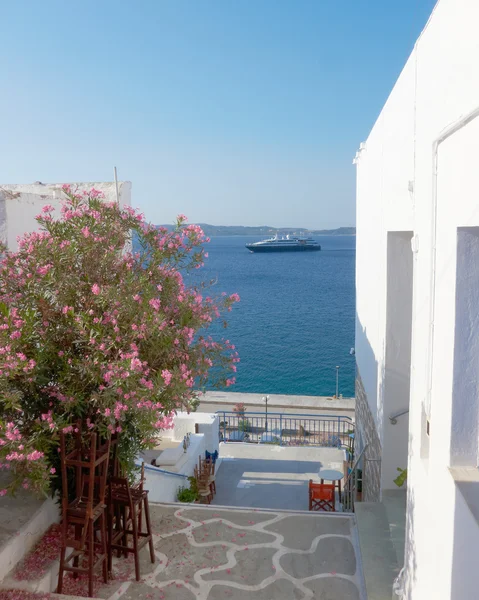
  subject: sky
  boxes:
[1,0,437,229]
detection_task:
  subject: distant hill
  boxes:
[159,224,356,237]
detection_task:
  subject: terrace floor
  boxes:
[213,443,346,511]
[95,503,365,600]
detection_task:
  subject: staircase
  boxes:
[355,489,406,600]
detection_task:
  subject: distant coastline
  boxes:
[159,223,356,237]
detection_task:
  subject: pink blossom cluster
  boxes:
[0,187,240,495]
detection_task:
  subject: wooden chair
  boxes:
[308,480,336,512]
[199,455,216,496]
[108,463,155,581]
[194,465,213,504]
[57,431,110,598]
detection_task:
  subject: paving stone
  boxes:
[207,578,305,600]
[304,576,361,600]
[179,508,275,527]
[150,506,190,535]
[202,547,277,586]
[264,515,352,550]
[154,533,228,586]
[191,521,276,547]
[280,537,356,578]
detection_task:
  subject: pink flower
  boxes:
[149,298,160,311]
[50,467,56,474]
[0,489,7,496]
[41,204,54,213]
[161,369,173,386]
[81,226,90,238]
[91,284,100,295]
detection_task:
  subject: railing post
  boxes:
[223,412,226,443]
[280,414,283,446]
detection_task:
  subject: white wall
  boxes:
[143,413,219,503]
[0,181,132,250]
[143,433,206,504]
[162,412,220,456]
[355,0,479,597]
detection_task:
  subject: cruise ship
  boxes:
[245,235,321,253]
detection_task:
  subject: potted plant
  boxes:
[177,476,200,503]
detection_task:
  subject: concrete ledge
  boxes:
[199,391,355,412]
[450,467,479,527]
[0,495,60,582]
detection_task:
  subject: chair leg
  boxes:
[57,545,65,593]
[101,511,108,584]
[143,496,155,564]
[73,524,81,578]
[131,503,140,581]
[107,507,113,575]
[88,521,94,598]
[122,506,128,558]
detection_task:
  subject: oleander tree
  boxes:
[0,185,239,496]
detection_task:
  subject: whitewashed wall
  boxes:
[0,182,132,250]
[162,412,220,456]
[355,0,479,597]
[142,433,206,503]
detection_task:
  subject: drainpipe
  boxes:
[426,104,479,416]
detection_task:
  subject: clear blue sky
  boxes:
[1,0,437,229]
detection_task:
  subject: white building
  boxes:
[0,181,132,250]
[354,0,479,598]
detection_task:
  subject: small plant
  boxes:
[177,480,199,503]
[233,402,246,416]
[238,418,251,432]
[394,467,407,488]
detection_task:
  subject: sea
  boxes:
[186,235,356,398]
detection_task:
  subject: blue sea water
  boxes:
[189,236,356,398]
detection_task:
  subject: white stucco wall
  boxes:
[0,181,132,250]
[161,412,220,456]
[355,0,479,597]
[142,433,207,504]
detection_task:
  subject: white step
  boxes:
[355,502,400,600]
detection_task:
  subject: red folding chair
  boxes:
[309,479,336,511]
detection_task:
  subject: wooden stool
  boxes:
[57,431,110,598]
[108,464,155,581]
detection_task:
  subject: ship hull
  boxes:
[245,244,321,253]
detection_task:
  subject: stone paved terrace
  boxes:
[213,443,346,511]
[96,503,366,600]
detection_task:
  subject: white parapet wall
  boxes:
[142,433,206,503]
[141,412,219,503]
[0,181,132,250]
[162,411,220,456]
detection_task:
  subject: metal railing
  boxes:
[343,444,367,512]
[216,411,354,447]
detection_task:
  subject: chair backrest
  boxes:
[308,480,335,511]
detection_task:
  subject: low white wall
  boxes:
[0,496,59,582]
[196,413,220,455]
[162,412,219,456]
[143,433,206,503]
